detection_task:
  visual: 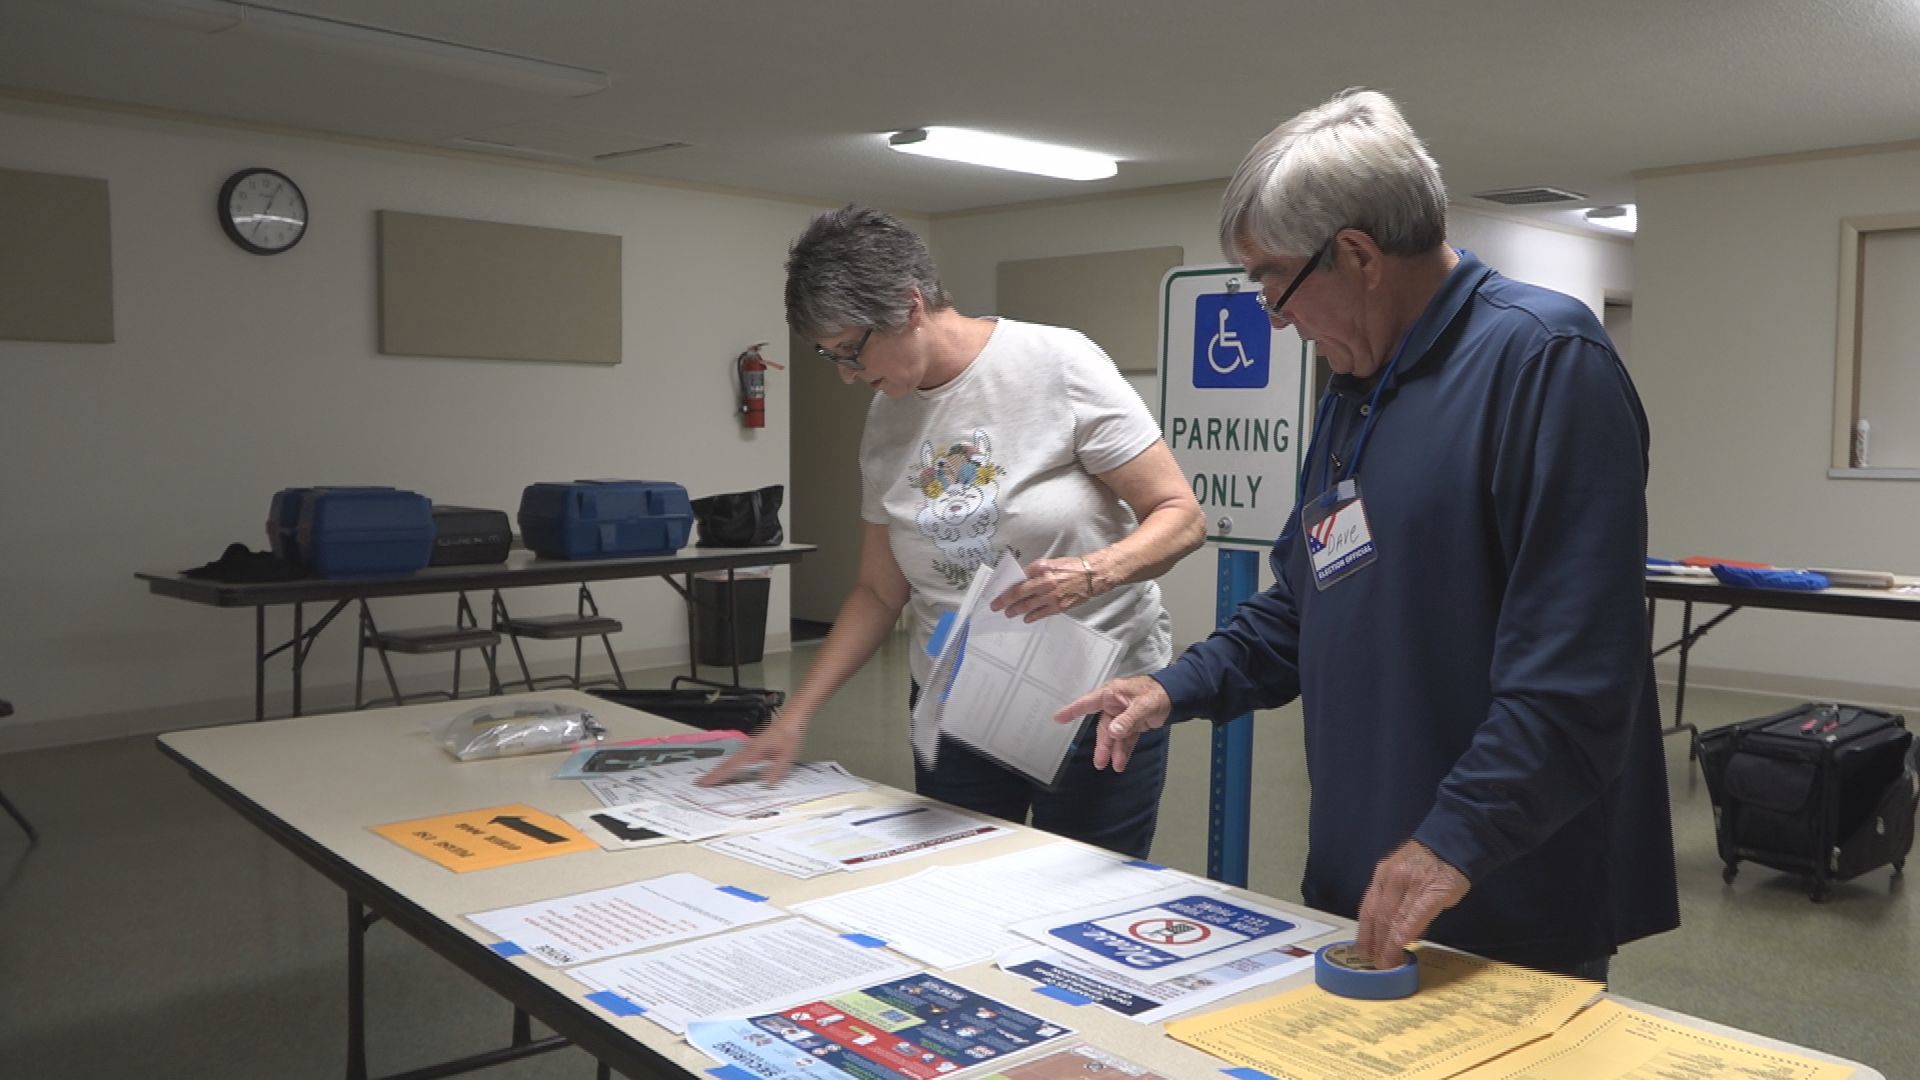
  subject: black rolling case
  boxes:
[589,679,783,735]
[1698,703,1918,901]
[429,505,513,566]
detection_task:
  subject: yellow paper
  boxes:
[1166,947,1600,1080]
[1451,999,1856,1080]
[371,803,595,872]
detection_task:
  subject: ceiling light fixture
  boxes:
[1584,204,1638,235]
[887,127,1117,181]
[73,0,611,97]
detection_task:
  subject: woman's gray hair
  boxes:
[1218,89,1447,264]
[785,205,951,341]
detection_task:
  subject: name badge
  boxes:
[1302,478,1377,589]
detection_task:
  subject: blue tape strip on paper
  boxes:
[488,941,525,958]
[717,885,769,903]
[1224,1069,1281,1080]
[585,991,647,1017]
[1034,985,1095,1007]
[710,1067,761,1080]
[840,933,888,949]
[1313,941,1420,1000]
[1124,858,1168,871]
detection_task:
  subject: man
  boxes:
[1058,89,1678,981]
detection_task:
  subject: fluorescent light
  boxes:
[76,0,611,98]
[1585,204,1637,234]
[887,127,1117,181]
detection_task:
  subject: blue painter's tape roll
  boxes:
[1313,941,1419,1000]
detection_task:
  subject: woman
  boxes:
[703,206,1203,858]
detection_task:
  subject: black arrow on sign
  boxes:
[490,815,569,844]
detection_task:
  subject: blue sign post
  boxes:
[1159,267,1308,888]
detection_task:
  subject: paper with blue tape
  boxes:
[1034,984,1095,1007]
[585,991,646,1017]
[1224,1068,1281,1080]
[716,885,768,903]
[488,941,525,958]
[840,932,888,949]
[709,1067,761,1080]
[1125,858,1168,871]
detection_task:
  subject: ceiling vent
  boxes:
[1471,186,1586,206]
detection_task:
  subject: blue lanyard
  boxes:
[1277,330,1417,545]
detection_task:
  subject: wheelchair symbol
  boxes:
[1206,308,1254,375]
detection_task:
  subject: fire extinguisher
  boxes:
[735,342,784,429]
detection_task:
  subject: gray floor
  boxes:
[0,635,1911,1079]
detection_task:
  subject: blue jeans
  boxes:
[909,681,1170,859]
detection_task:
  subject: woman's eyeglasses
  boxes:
[813,327,873,370]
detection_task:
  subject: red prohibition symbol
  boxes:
[1128,918,1211,946]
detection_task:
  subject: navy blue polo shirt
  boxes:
[1155,251,1678,968]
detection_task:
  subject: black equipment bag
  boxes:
[1697,703,1917,901]
[589,679,783,735]
[429,505,513,566]
[692,485,784,547]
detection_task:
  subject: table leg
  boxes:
[293,601,306,719]
[347,897,369,1080]
[727,566,741,688]
[255,606,267,723]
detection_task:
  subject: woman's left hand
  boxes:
[989,555,1100,622]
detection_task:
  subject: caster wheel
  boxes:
[1722,865,1738,884]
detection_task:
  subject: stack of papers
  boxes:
[708,802,1009,879]
[583,759,867,817]
[915,554,1124,785]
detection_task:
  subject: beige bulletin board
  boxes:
[996,245,1182,372]
[378,210,622,365]
[0,167,114,343]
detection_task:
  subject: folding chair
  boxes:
[491,584,627,692]
[0,699,36,846]
[354,593,503,710]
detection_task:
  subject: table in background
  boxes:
[1645,574,1920,756]
[137,545,815,722]
[158,690,1883,1080]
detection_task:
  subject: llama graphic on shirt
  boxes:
[911,430,1003,589]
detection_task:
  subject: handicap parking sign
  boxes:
[1192,292,1270,389]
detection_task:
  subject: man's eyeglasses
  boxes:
[813,327,873,370]
[1255,233,1338,319]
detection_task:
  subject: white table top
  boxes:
[159,689,1884,1080]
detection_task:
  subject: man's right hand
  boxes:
[698,712,806,787]
[1053,675,1171,772]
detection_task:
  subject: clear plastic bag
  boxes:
[436,700,605,761]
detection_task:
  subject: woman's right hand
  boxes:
[698,711,808,786]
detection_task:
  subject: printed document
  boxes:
[583,759,866,817]
[1012,884,1329,982]
[690,974,1073,1080]
[1166,947,1600,1080]
[568,919,920,1034]
[751,802,1008,871]
[464,871,780,967]
[794,841,1174,969]
[999,941,1317,1024]
[702,829,842,879]
[986,1044,1175,1080]
[1450,998,1855,1080]
[915,554,1123,784]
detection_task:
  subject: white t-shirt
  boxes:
[859,318,1173,686]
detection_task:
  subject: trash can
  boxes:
[694,570,771,667]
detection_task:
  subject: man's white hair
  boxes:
[1219,88,1448,264]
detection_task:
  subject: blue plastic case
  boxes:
[518,480,693,560]
[287,487,436,578]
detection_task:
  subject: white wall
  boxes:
[0,100,848,749]
[929,186,1635,656]
[1635,149,1920,704]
